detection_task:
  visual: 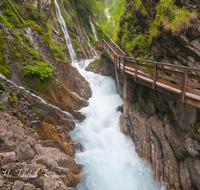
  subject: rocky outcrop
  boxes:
[0,78,82,189]
[119,76,200,190]
[117,0,200,70]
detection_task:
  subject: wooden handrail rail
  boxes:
[96,39,200,108]
[97,39,200,72]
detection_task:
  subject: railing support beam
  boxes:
[152,64,157,89]
[123,75,129,115]
[134,61,138,82]
[181,68,188,103]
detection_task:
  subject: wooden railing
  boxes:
[96,39,200,108]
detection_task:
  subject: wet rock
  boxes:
[16,142,35,161]
[24,183,41,190]
[0,180,3,187]
[0,152,18,164]
[72,141,84,152]
[185,138,199,157]
[194,140,200,150]
[116,105,123,113]
[33,178,69,190]
[35,122,74,157]
[34,144,82,175]
[11,181,24,190]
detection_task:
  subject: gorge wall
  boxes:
[113,1,200,189]
[0,0,107,189]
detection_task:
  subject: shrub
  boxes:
[24,62,55,80]
[11,96,18,102]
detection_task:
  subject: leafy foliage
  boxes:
[24,62,55,80]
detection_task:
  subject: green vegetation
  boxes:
[115,0,196,58]
[11,96,18,103]
[13,109,18,114]
[0,101,4,110]
[0,80,6,90]
[24,62,55,80]
[10,142,16,146]
[5,117,9,122]
[196,122,200,133]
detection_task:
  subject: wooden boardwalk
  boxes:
[96,39,200,108]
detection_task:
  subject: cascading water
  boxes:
[54,0,76,60]
[89,15,98,41]
[82,27,98,58]
[70,59,161,190]
[61,0,71,19]
[77,28,88,58]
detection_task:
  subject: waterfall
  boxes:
[54,0,76,60]
[89,15,98,41]
[77,28,88,58]
[82,27,98,58]
[70,59,161,190]
[61,0,71,19]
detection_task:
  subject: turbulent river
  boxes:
[70,59,160,190]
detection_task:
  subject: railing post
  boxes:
[152,64,157,89]
[118,56,120,71]
[123,57,125,75]
[123,75,128,115]
[134,61,138,82]
[181,68,188,103]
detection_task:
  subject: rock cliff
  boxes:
[0,0,107,188]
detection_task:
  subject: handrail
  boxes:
[96,39,200,72]
[96,39,200,108]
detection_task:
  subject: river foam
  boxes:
[70,59,160,190]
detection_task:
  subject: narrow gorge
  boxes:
[0,0,200,190]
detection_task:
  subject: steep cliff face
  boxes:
[116,0,200,69]
[114,2,200,188]
[0,0,105,189]
[0,0,110,119]
[86,57,200,190]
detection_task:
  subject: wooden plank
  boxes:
[181,69,188,103]
[185,98,200,108]
[188,74,200,80]
[158,67,183,77]
[157,73,182,85]
[187,81,200,89]
[118,56,120,71]
[186,87,200,96]
[157,78,182,90]
[135,61,138,82]
[152,64,157,89]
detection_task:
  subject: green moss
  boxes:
[0,101,4,110]
[149,0,196,41]
[0,66,12,79]
[0,15,12,27]
[72,39,80,49]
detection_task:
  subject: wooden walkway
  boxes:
[96,39,200,108]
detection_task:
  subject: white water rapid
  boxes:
[70,59,160,190]
[89,16,98,41]
[54,0,76,60]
